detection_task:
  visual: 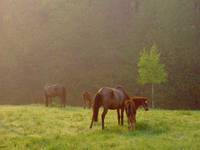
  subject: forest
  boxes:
[0,0,199,109]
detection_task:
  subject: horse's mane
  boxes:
[116,86,130,99]
[132,97,147,105]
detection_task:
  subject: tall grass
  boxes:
[0,105,199,150]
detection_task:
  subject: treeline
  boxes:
[0,0,199,109]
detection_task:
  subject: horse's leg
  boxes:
[117,109,120,125]
[61,96,65,107]
[61,95,65,107]
[102,108,108,130]
[88,100,90,109]
[121,108,124,126]
[87,100,90,109]
[89,100,91,109]
[127,118,130,130]
[84,99,86,109]
[89,105,95,129]
[63,96,66,107]
[49,97,52,106]
[60,96,63,107]
[45,95,49,107]
[90,117,94,129]
[134,118,136,130]
[86,100,88,109]
[62,88,66,107]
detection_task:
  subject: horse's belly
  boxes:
[108,102,121,109]
[108,106,120,110]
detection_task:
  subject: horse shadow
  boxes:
[96,120,170,137]
[134,121,169,135]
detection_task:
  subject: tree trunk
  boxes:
[151,84,155,108]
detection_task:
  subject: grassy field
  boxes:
[0,105,199,150]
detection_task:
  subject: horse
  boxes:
[124,100,136,131]
[82,91,93,109]
[89,86,130,130]
[44,84,66,107]
[131,96,149,111]
[113,96,149,127]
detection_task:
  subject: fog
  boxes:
[0,0,199,109]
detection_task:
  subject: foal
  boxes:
[131,96,149,111]
[82,91,92,109]
[125,100,136,131]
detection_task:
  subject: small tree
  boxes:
[137,44,167,108]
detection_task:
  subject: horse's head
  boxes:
[125,100,136,131]
[142,98,149,111]
[132,97,149,111]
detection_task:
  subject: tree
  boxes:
[137,44,167,108]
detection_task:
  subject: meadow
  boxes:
[0,105,199,150]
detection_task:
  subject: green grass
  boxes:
[0,105,199,150]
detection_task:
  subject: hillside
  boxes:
[0,0,199,108]
[0,105,200,149]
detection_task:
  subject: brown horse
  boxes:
[82,91,93,109]
[131,96,149,111]
[44,84,66,107]
[114,96,149,127]
[124,100,136,131]
[89,86,130,129]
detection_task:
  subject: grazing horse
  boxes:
[82,91,93,109]
[131,96,149,111]
[124,100,136,131]
[44,84,66,107]
[89,86,130,129]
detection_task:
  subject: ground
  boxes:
[0,105,200,150]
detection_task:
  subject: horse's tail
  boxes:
[92,92,101,122]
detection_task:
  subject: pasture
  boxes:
[0,105,199,150]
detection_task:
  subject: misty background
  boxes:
[0,0,199,109]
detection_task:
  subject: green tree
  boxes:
[137,44,167,108]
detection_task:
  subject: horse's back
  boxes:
[131,96,147,101]
[83,91,92,101]
[83,91,90,97]
[97,87,114,99]
[98,87,126,100]
[44,84,65,96]
[96,87,126,109]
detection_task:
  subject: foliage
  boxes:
[137,44,167,85]
[0,0,199,108]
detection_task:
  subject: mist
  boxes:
[0,0,199,109]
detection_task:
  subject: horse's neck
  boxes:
[116,87,130,100]
[122,91,130,100]
[135,101,142,110]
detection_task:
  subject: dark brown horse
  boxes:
[89,86,130,129]
[82,91,93,109]
[124,100,136,131]
[131,96,149,111]
[44,84,66,107]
